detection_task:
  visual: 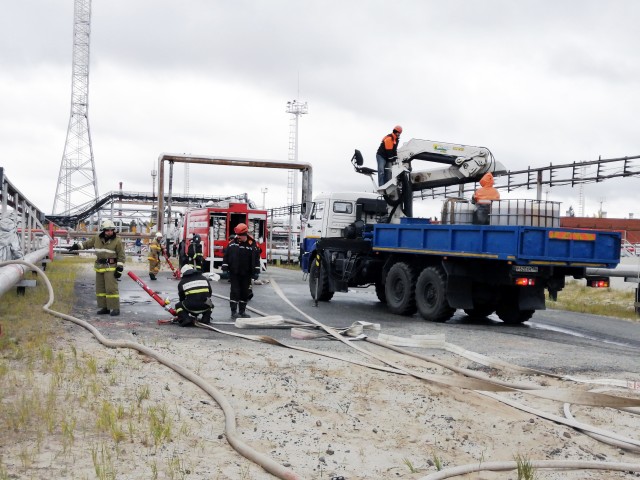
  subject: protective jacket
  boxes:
[187,240,204,270]
[148,238,163,261]
[78,231,126,272]
[222,235,260,276]
[376,132,399,161]
[177,270,212,312]
[473,172,500,204]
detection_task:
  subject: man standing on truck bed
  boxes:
[221,223,261,319]
[472,172,500,225]
[376,125,402,186]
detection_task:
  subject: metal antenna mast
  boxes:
[285,99,308,205]
[52,0,99,215]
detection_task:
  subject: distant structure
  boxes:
[285,99,308,205]
[52,0,99,215]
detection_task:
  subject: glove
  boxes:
[220,271,229,280]
[114,265,124,279]
[67,243,80,252]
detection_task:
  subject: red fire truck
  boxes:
[180,202,268,272]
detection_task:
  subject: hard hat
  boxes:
[180,265,195,276]
[155,231,163,239]
[101,220,116,230]
[192,233,201,243]
[234,223,248,235]
[393,125,403,134]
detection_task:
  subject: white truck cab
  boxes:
[302,192,386,240]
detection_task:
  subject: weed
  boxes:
[137,385,151,406]
[432,452,443,471]
[91,444,116,480]
[550,280,638,320]
[515,454,537,480]
[403,457,418,473]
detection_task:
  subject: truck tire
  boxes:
[375,281,387,304]
[309,259,334,301]
[385,262,417,315]
[415,266,455,322]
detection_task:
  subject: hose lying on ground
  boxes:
[0,260,302,480]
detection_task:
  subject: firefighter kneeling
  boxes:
[174,265,213,327]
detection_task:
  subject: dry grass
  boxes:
[0,257,192,479]
[549,280,639,320]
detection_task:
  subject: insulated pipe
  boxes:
[0,247,49,298]
[586,266,640,278]
[155,154,313,233]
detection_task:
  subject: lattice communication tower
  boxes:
[52,0,99,215]
[285,100,308,205]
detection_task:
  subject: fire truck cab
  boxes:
[181,202,268,272]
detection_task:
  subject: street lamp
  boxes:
[261,187,269,209]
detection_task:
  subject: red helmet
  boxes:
[234,223,248,235]
[393,125,403,134]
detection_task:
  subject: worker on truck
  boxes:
[221,223,261,319]
[148,231,163,280]
[472,172,500,225]
[376,125,402,186]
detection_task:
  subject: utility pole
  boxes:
[285,99,308,205]
[52,0,99,215]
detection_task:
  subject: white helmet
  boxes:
[155,231,163,239]
[101,220,116,230]
[180,265,195,276]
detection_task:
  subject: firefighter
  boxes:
[221,223,261,319]
[376,125,402,186]
[174,264,213,327]
[148,231,163,280]
[67,219,125,316]
[472,172,500,225]
[187,233,205,271]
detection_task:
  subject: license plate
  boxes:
[513,265,538,273]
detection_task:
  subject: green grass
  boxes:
[550,280,639,320]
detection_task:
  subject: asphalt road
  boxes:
[71,261,640,378]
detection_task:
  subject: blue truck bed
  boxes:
[372,219,621,268]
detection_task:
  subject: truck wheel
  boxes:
[415,266,455,322]
[309,259,333,301]
[375,281,387,304]
[385,262,417,315]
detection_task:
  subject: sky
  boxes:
[1,0,639,220]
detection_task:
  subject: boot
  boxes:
[110,309,120,316]
[238,303,250,319]
[149,273,157,281]
[199,312,211,325]
[230,301,238,319]
[97,307,110,315]
[177,311,195,327]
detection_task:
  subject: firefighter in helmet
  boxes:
[221,223,261,319]
[174,264,213,327]
[67,219,125,316]
[148,231,163,280]
[187,233,205,272]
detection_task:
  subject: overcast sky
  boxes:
[1,0,639,220]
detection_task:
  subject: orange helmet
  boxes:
[234,223,248,235]
[393,125,403,134]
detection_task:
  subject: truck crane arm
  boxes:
[397,138,507,190]
[351,138,507,221]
